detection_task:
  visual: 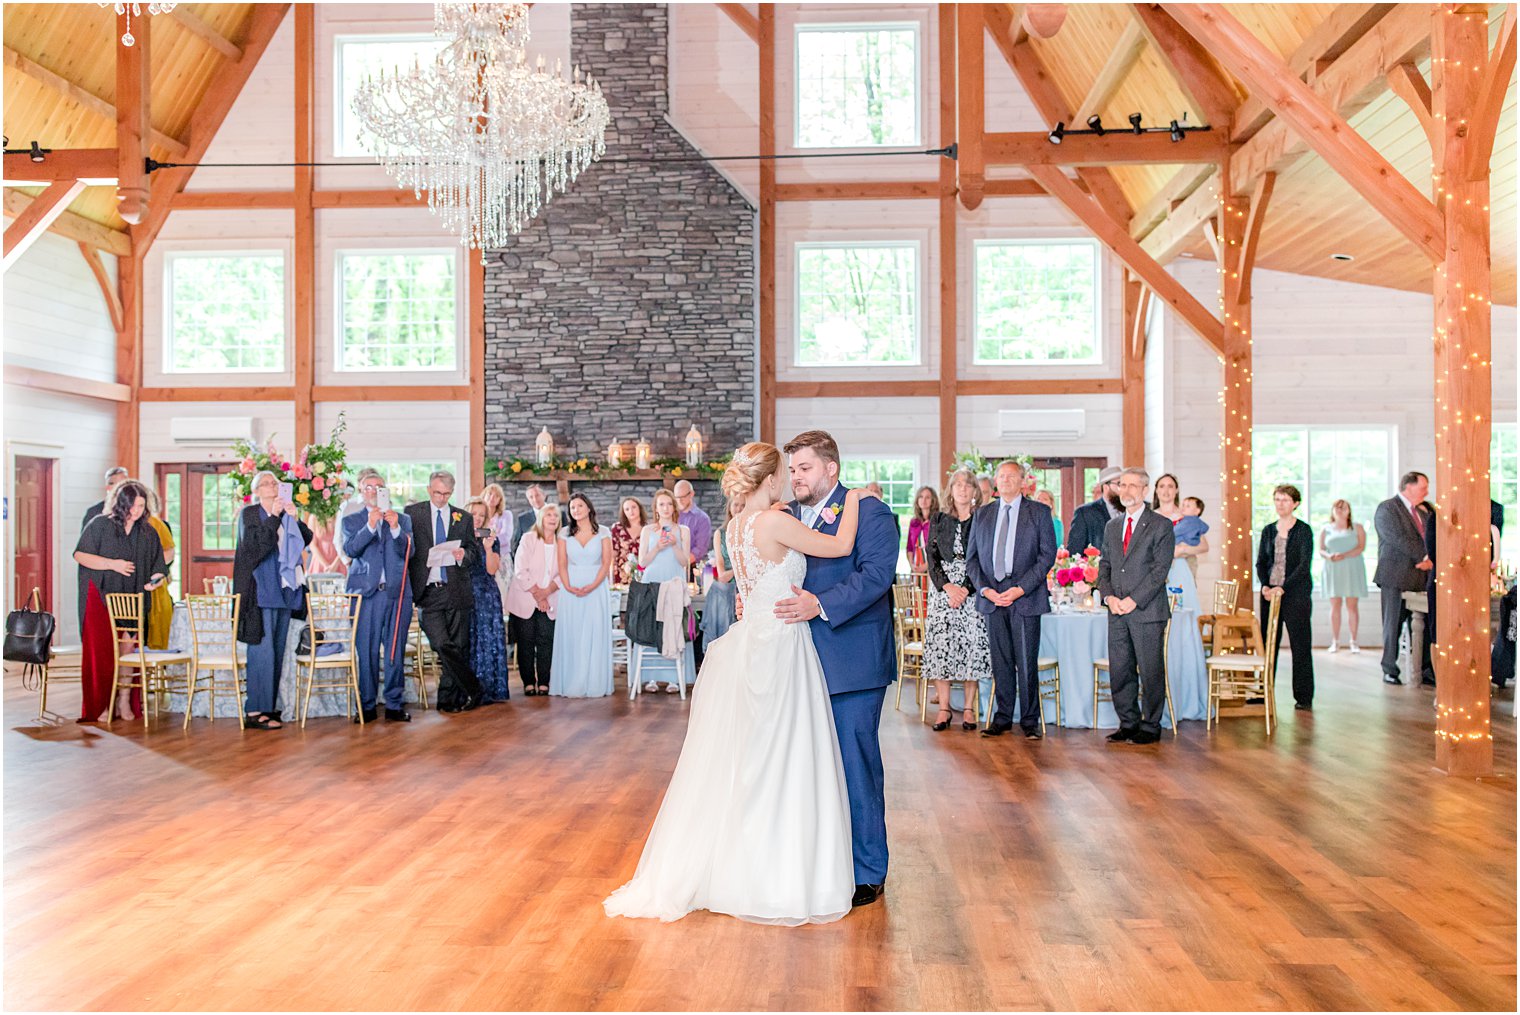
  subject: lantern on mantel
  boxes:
[635,437,652,471]
[606,439,622,467]
[535,427,555,468]
[685,424,704,468]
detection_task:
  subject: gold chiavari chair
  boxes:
[1211,579,1241,615]
[105,592,193,728]
[1206,593,1279,734]
[182,594,245,730]
[891,583,926,712]
[1198,579,1247,659]
[1093,618,1178,737]
[402,615,432,710]
[295,593,362,727]
[1036,657,1062,732]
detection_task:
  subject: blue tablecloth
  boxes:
[1036,607,1207,729]
[1168,558,1201,613]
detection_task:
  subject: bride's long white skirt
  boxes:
[603,613,854,926]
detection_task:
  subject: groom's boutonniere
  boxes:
[820,501,843,525]
[451,511,462,524]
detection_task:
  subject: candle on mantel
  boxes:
[535,427,555,468]
[607,440,622,467]
[635,438,651,471]
[685,424,704,468]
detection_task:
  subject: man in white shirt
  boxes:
[404,470,484,712]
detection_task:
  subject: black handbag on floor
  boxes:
[4,588,55,666]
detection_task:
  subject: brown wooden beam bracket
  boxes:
[2,179,86,270]
[78,241,126,333]
[1385,61,1434,143]
[715,3,759,44]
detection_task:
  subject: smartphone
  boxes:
[376,488,392,513]
[278,481,293,502]
[475,527,492,539]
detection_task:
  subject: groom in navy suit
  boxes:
[774,430,899,909]
[966,459,1058,738]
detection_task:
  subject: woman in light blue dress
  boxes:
[1319,498,1368,653]
[550,494,614,698]
[639,488,696,692]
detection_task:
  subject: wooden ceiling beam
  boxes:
[1129,164,1214,241]
[168,5,244,60]
[984,4,1135,223]
[3,364,131,403]
[1072,20,1147,126]
[1140,2,1432,265]
[133,4,292,255]
[1129,3,1243,128]
[1232,5,1395,141]
[985,129,1225,164]
[715,3,759,44]
[1162,3,1442,263]
[2,187,131,255]
[1468,4,1516,172]
[3,47,187,158]
[2,148,117,182]
[774,181,938,200]
[2,179,86,270]
[1025,163,1224,354]
[956,3,987,210]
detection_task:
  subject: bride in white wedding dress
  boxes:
[604,442,864,926]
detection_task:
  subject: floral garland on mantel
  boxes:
[484,453,732,483]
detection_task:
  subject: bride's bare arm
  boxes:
[757,489,863,559]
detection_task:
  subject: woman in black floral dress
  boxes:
[924,467,993,731]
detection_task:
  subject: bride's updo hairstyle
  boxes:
[722,441,783,500]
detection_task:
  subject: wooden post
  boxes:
[758,5,776,444]
[1121,273,1148,468]
[115,9,150,229]
[955,3,985,211]
[115,251,142,472]
[938,5,958,476]
[1215,164,1273,589]
[293,6,316,449]
[1430,3,1497,777]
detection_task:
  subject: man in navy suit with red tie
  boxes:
[966,459,1058,739]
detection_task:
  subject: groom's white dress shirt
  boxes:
[796,482,846,621]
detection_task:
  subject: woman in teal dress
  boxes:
[638,488,695,693]
[1319,498,1368,653]
[550,494,614,698]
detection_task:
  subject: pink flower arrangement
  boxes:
[239,457,256,474]
[1082,564,1099,583]
[1083,547,1100,559]
[1055,547,1071,561]
[312,475,326,491]
[1052,566,1087,587]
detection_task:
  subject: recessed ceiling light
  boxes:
[1330,253,1355,262]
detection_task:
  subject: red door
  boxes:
[13,455,55,611]
[156,464,238,595]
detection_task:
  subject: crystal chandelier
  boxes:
[98,2,176,47]
[352,3,610,255]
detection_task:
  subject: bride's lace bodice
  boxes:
[728,513,807,617]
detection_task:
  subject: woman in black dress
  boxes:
[1256,484,1315,711]
[73,479,168,722]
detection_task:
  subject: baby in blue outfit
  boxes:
[1174,497,1209,547]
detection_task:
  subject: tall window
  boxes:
[165,252,285,372]
[352,461,458,508]
[1253,427,1393,588]
[335,35,449,158]
[794,25,919,147]
[796,243,919,366]
[975,240,1100,363]
[1494,424,1517,568]
[842,458,915,567]
[337,251,458,371]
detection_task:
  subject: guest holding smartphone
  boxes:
[233,470,312,730]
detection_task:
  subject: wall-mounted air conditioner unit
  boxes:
[997,409,1086,440]
[169,417,256,447]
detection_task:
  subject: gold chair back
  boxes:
[1211,579,1241,615]
[305,593,360,656]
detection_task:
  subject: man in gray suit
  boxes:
[1096,468,1175,745]
[1373,471,1434,685]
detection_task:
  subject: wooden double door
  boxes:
[155,464,240,598]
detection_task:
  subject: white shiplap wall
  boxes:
[3,232,123,642]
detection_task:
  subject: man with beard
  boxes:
[1066,466,1122,554]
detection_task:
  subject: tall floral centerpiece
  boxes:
[1048,547,1101,608]
[230,413,351,522]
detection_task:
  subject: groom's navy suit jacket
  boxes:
[790,484,899,694]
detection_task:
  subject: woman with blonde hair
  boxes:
[638,488,693,692]
[606,441,866,925]
[143,487,176,650]
[507,503,562,695]
[923,467,992,731]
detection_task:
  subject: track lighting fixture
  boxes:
[1086,115,1105,136]
[1047,121,1065,145]
[1128,113,1143,134]
[1169,120,1184,143]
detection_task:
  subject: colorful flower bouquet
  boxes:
[1049,547,1101,605]
[230,413,350,522]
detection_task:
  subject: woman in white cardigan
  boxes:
[507,504,561,696]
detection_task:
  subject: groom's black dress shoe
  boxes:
[352,707,378,724]
[851,883,885,907]
[1106,726,1138,743]
[385,707,412,722]
[981,720,1013,738]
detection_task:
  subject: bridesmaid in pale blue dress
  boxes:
[550,494,614,698]
[639,488,695,692]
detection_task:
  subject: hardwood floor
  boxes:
[4,650,1514,1011]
